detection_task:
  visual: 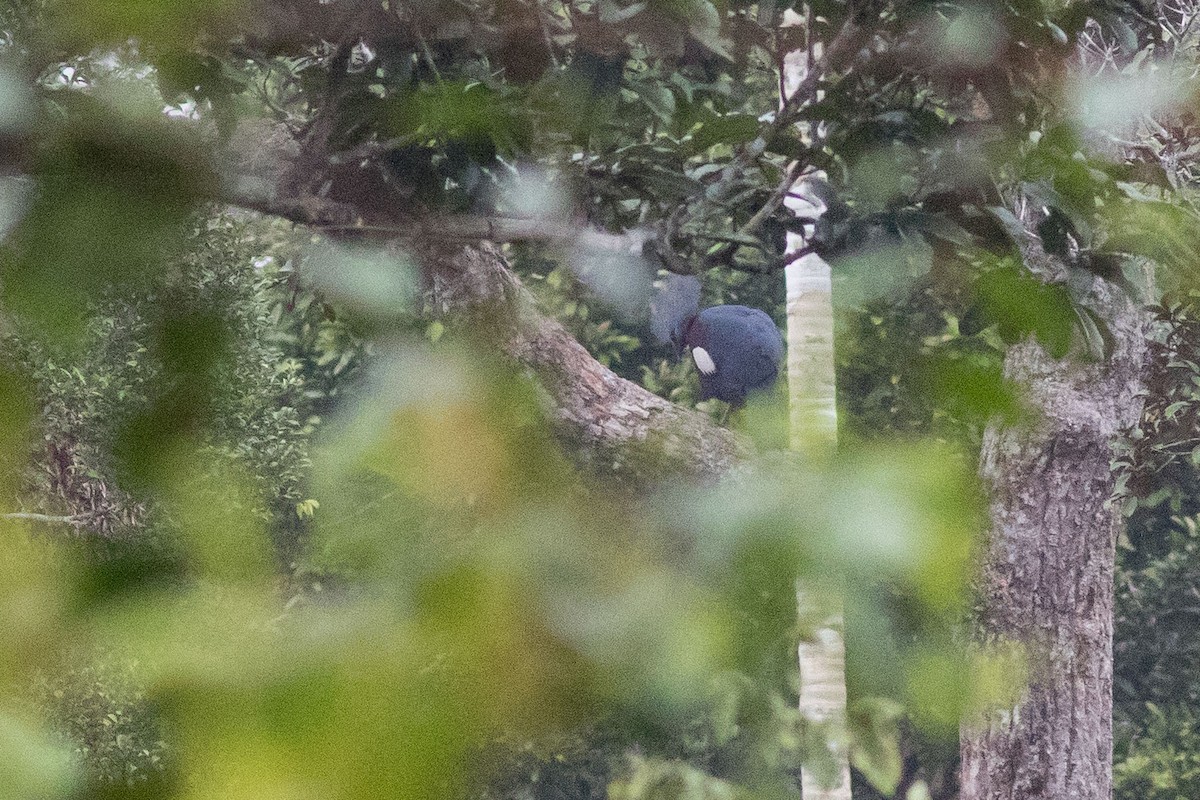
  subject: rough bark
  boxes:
[423,243,747,483]
[959,215,1149,800]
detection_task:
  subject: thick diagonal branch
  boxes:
[425,244,747,482]
[222,188,745,480]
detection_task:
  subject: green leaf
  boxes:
[1073,306,1113,362]
[685,113,761,154]
[850,697,904,794]
[687,0,732,60]
[975,262,1075,358]
[897,210,976,249]
[599,0,647,23]
[633,81,676,123]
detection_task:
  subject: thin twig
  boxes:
[260,68,290,123]
[805,3,816,79]
[702,162,804,267]
[738,161,804,237]
[414,25,443,82]
[328,133,422,165]
[533,0,561,70]
[1,512,90,525]
[783,243,820,266]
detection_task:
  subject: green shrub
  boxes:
[1115,703,1200,800]
[13,216,324,787]
[35,652,168,787]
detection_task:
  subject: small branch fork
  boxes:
[703,15,866,209]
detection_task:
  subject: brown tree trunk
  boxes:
[959,220,1149,800]
[423,242,747,484]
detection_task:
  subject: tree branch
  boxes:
[275,42,355,198]
[223,14,864,279]
[702,162,807,268]
[739,162,805,238]
[327,134,422,166]
[1,511,91,526]
[221,187,664,253]
[425,243,748,481]
[218,177,746,476]
[783,243,820,266]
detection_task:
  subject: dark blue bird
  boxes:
[650,274,784,408]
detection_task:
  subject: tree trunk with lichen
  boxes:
[959,216,1149,800]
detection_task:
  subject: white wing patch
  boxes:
[691,346,717,376]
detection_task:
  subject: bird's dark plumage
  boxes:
[650,274,784,408]
[687,305,782,405]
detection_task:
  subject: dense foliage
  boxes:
[4,0,1200,798]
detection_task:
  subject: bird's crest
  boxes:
[649,273,702,347]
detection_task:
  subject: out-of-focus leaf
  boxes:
[415,82,530,154]
[983,206,1026,247]
[896,210,976,249]
[0,527,73,680]
[850,697,904,794]
[0,65,33,135]
[684,112,760,155]
[48,0,247,52]
[305,243,420,322]
[974,261,1075,358]
[113,308,232,490]
[913,353,1020,424]
[1104,200,1200,288]
[0,712,78,800]
[599,0,647,24]
[830,234,934,309]
[1,94,213,341]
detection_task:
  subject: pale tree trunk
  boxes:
[787,198,851,800]
[781,10,851,798]
[786,200,850,800]
[959,205,1149,800]
[785,229,838,449]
